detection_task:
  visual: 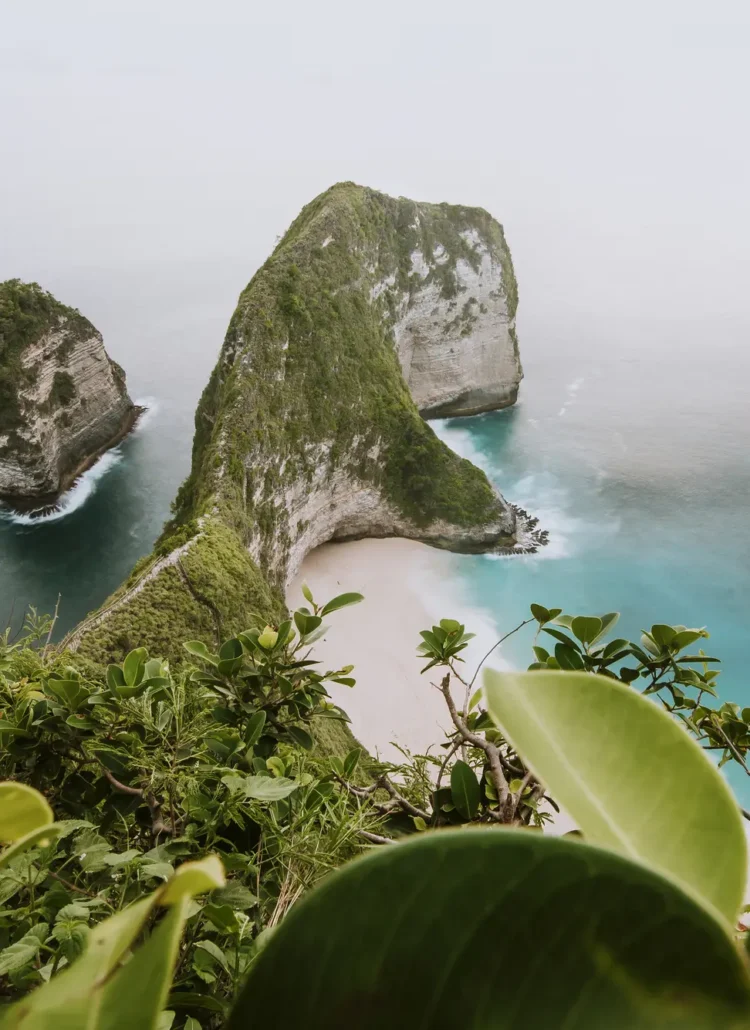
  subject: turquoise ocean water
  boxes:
[1,302,748,794]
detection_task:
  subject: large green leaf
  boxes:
[228,830,750,1030]
[0,782,53,842]
[484,669,746,924]
[0,857,224,1028]
[95,901,188,1029]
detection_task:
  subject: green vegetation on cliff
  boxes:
[0,280,93,437]
[74,183,520,668]
[170,183,516,549]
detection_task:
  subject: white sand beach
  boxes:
[287,537,525,765]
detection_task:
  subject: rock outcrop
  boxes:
[391,225,521,418]
[0,280,139,508]
[71,184,537,666]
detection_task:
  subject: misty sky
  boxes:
[2,0,749,380]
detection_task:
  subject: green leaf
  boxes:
[195,939,231,974]
[343,748,362,779]
[591,611,620,644]
[106,664,126,692]
[554,643,584,670]
[320,592,364,616]
[222,774,299,802]
[0,894,155,1025]
[266,757,285,778]
[95,899,189,1029]
[293,611,322,637]
[571,616,603,646]
[167,992,226,1014]
[484,669,746,924]
[650,624,677,649]
[211,883,258,910]
[141,862,174,882]
[228,831,750,1030]
[0,781,53,842]
[244,710,266,747]
[287,726,313,751]
[257,626,279,650]
[0,933,43,975]
[183,641,219,667]
[301,582,314,604]
[671,630,705,651]
[530,603,550,624]
[159,855,225,906]
[203,903,240,934]
[449,760,480,820]
[123,647,148,687]
[244,776,299,801]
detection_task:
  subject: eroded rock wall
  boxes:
[0,282,137,506]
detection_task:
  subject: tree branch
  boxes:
[438,674,510,815]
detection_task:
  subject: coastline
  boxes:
[287,537,521,764]
[0,403,145,515]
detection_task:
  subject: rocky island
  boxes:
[0,280,139,510]
[66,183,542,665]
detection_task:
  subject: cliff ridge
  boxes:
[69,184,541,665]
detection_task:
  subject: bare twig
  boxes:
[102,769,143,796]
[42,594,61,659]
[47,870,103,900]
[711,717,750,776]
[376,775,431,822]
[467,618,534,693]
[101,768,174,836]
[358,830,395,845]
[435,737,463,794]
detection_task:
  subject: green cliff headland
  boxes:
[65,183,540,667]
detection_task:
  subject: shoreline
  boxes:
[287,536,522,764]
[0,403,146,515]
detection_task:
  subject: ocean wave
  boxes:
[558,376,585,418]
[1,449,124,526]
[0,399,157,527]
[414,558,515,674]
[132,397,159,432]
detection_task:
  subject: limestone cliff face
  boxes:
[73,184,539,666]
[0,281,138,507]
[391,229,521,418]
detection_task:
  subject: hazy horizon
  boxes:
[3,0,750,383]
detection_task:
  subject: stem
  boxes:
[438,674,510,818]
[466,618,534,694]
[42,594,61,660]
[47,870,103,901]
[358,830,394,845]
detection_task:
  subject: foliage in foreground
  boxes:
[4,663,750,1028]
[333,605,750,842]
[2,597,750,1027]
[0,591,375,1023]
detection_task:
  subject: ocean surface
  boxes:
[434,314,750,800]
[1,300,748,790]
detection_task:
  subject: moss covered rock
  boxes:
[72,184,531,666]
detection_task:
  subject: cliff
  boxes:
[69,184,538,666]
[0,280,138,508]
